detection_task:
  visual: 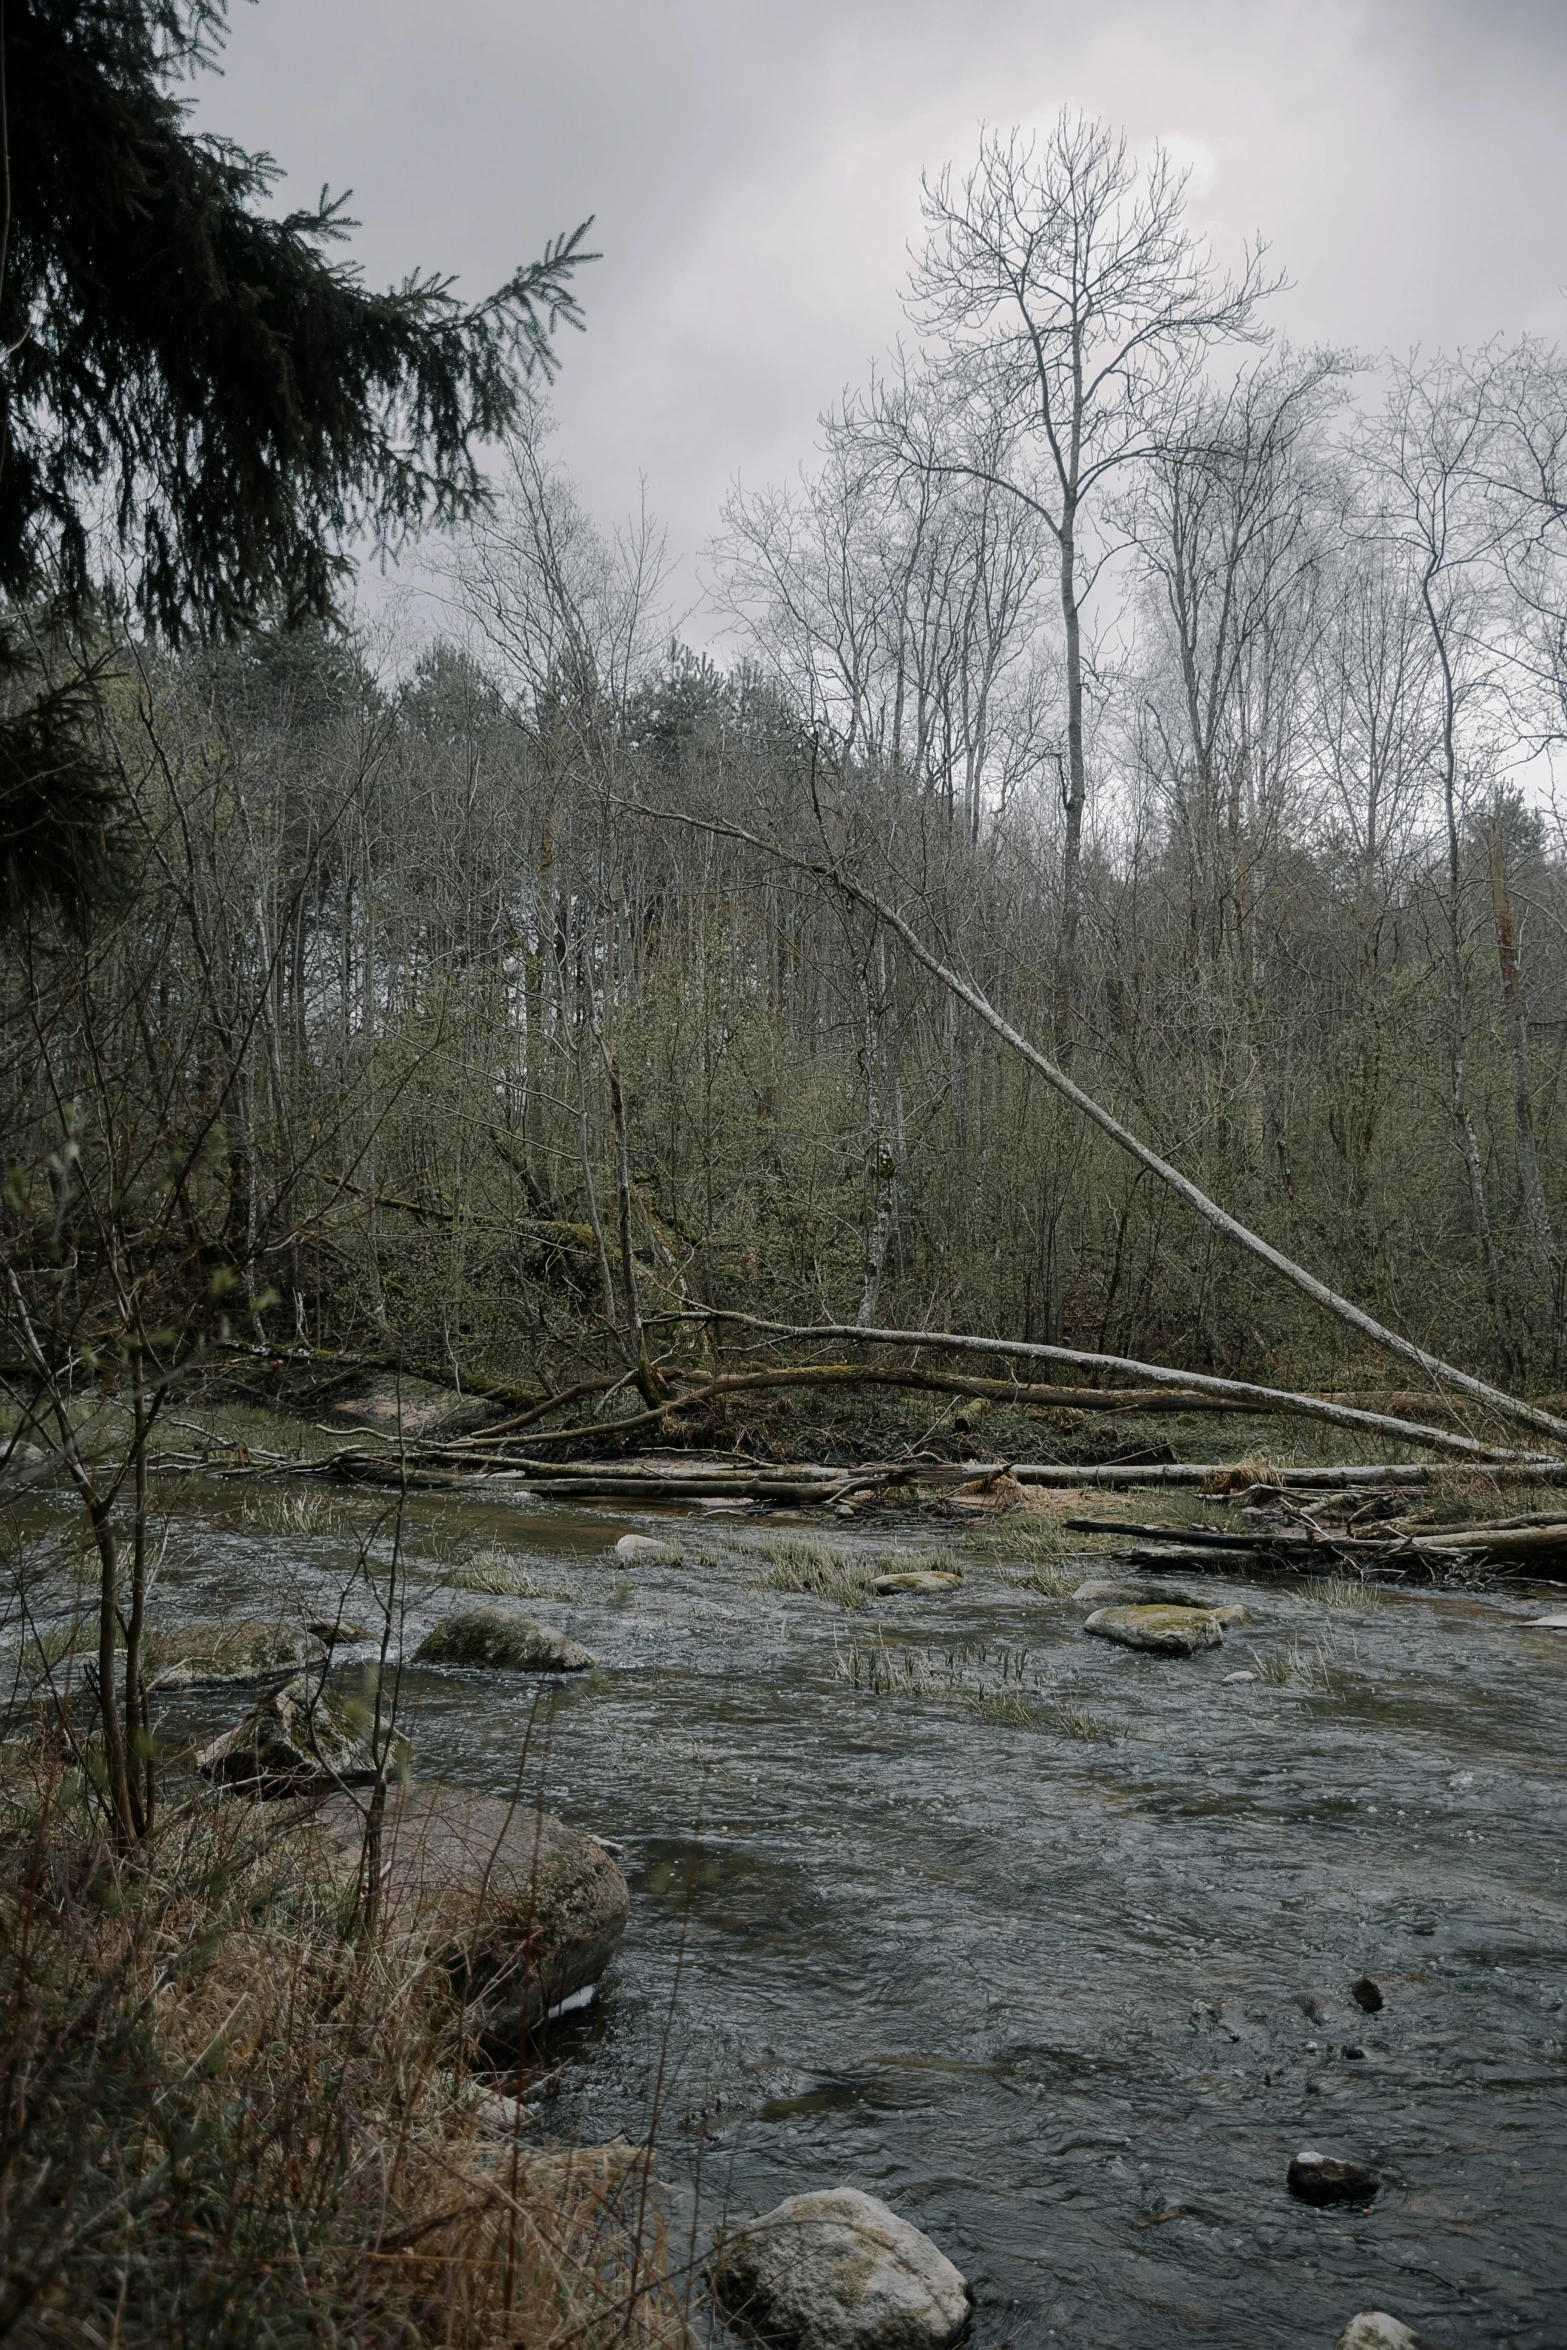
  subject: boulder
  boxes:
[414,1607,594,1672]
[307,1617,369,1645]
[873,1571,961,1595]
[1287,2150,1381,2206]
[1082,1605,1223,1656]
[147,1617,321,1689]
[1351,1974,1384,2014]
[1335,2317,1425,2350]
[709,2187,970,2350]
[314,1783,629,2038]
[195,1672,394,1795]
[611,1533,681,1564]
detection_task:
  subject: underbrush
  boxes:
[0,1741,682,2350]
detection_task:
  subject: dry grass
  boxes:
[1008,1560,1081,1598]
[1250,1631,1341,1691]
[1301,1574,1387,1612]
[443,1547,544,1598]
[1406,1467,1566,1525]
[1053,1695,1123,1742]
[0,1738,685,2350]
[827,1633,1126,1742]
[239,1488,359,1540]
[748,1536,878,1609]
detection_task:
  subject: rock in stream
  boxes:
[709,2186,971,2350]
[196,1672,390,1794]
[414,1606,594,1672]
[1082,1604,1224,1656]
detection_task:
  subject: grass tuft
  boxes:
[1306,1573,1387,1612]
[444,1546,544,1598]
[1054,1695,1123,1741]
[751,1537,878,1610]
[239,1488,357,1540]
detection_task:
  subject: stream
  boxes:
[12,1477,1567,2348]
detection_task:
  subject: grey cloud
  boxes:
[199,0,1567,619]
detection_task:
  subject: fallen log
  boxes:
[1066,1513,1567,1579]
[667,1315,1548,1463]
[1065,1519,1281,1552]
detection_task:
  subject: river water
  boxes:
[21,1478,1567,2349]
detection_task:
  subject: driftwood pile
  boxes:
[1069,1493,1567,1584]
[289,1447,1567,1581]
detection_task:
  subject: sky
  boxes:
[196,0,1567,622]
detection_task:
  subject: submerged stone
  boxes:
[1351,1974,1385,2014]
[1287,2150,1381,2206]
[874,1571,961,1595]
[414,1607,594,1672]
[1082,1604,1224,1656]
[709,2186,971,2350]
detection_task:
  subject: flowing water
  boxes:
[11,1479,1567,2348]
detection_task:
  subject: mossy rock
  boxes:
[414,1606,594,1673]
[195,1672,402,1795]
[147,1617,321,1688]
[1083,1604,1224,1656]
[1073,1578,1211,1608]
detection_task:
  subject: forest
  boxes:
[8,132,1567,1432]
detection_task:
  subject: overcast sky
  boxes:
[199,0,1567,615]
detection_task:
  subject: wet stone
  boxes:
[1335,2316,1425,2350]
[1072,1579,1212,1608]
[414,1606,594,1673]
[1287,2150,1381,2206]
[195,1672,392,1795]
[708,2186,971,2350]
[1351,1975,1384,2013]
[873,1571,961,1595]
[1082,1604,1224,1656]
[612,1533,680,1564]
[314,1782,629,2037]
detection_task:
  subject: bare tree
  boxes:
[887,114,1278,1018]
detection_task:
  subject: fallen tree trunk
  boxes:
[630,797,1567,1449]
[1065,1513,1567,1574]
[660,1316,1546,1461]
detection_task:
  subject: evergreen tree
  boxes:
[0,0,594,922]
